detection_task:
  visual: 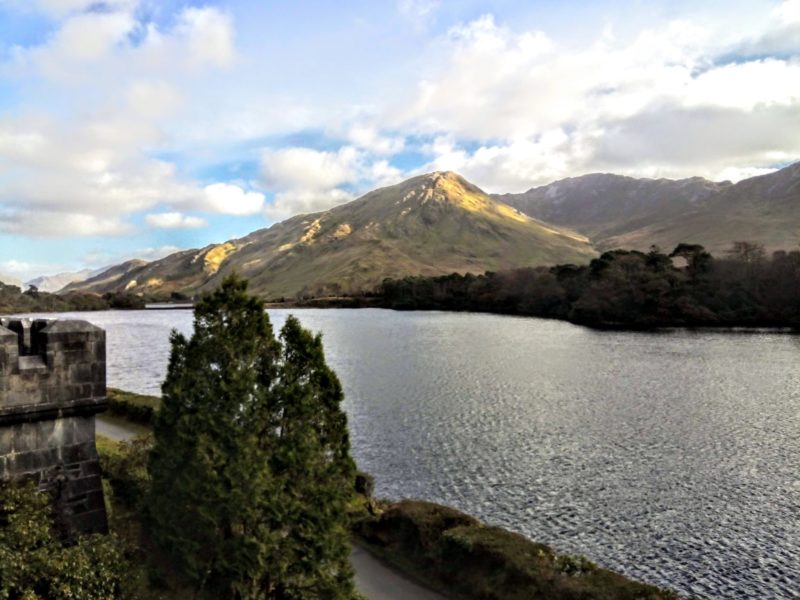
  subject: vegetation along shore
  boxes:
[100,386,680,599]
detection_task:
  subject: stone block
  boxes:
[93,341,106,361]
[66,474,103,498]
[91,361,106,384]
[67,363,94,384]
[60,441,94,465]
[34,420,59,449]
[80,460,102,477]
[0,426,14,454]
[72,417,94,444]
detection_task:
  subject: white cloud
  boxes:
[369,159,405,187]
[81,245,181,268]
[127,81,183,119]
[145,212,207,229]
[776,0,800,24]
[264,188,355,220]
[396,12,800,190]
[203,183,265,216]
[176,7,236,69]
[347,125,405,155]
[0,210,133,237]
[715,165,779,182]
[261,146,362,191]
[0,3,238,236]
[135,245,182,261]
[398,0,440,29]
[1,0,136,17]
[259,145,407,218]
[0,259,33,275]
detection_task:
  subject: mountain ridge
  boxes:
[65,163,800,299]
[493,162,800,253]
[65,172,596,299]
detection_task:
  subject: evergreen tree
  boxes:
[146,275,356,599]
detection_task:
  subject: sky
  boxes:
[0,0,799,281]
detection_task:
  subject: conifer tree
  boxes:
[146,275,356,599]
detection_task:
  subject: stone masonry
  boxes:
[0,318,109,537]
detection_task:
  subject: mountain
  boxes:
[61,260,149,294]
[493,162,800,254]
[66,172,596,299]
[26,267,108,293]
[618,162,800,253]
[494,174,732,250]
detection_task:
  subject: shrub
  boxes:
[0,481,129,599]
[107,388,161,426]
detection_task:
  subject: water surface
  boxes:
[21,309,800,599]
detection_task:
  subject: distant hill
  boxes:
[26,267,108,293]
[494,162,800,254]
[61,260,149,294]
[65,172,596,299]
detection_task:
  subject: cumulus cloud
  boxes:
[260,145,406,218]
[397,11,800,190]
[264,189,355,221]
[260,146,361,217]
[0,2,239,236]
[734,0,800,57]
[261,146,362,191]
[133,245,182,261]
[0,210,133,237]
[346,125,405,155]
[81,245,181,269]
[0,259,33,275]
[203,183,265,216]
[145,212,207,229]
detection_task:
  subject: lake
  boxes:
[19,308,800,599]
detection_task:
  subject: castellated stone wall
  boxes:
[0,318,109,537]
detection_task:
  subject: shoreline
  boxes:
[7,300,800,334]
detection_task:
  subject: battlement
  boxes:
[0,318,109,537]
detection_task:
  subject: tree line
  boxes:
[0,281,148,313]
[377,242,800,327]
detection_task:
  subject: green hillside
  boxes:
[67,172,597,299]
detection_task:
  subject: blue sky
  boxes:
[0,0,798,281]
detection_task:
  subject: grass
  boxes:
[107,387,161,425]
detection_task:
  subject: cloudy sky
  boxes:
[1,0,799,280]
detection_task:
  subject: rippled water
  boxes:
[20,309,800,598]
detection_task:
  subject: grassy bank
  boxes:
[352,500,678,600]
[97,395,682,599]
[107,388,161,425]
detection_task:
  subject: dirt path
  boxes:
[351,544,447,600]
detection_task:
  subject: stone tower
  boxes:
[0,318,109,536]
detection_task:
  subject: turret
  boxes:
[0,318,109,536]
